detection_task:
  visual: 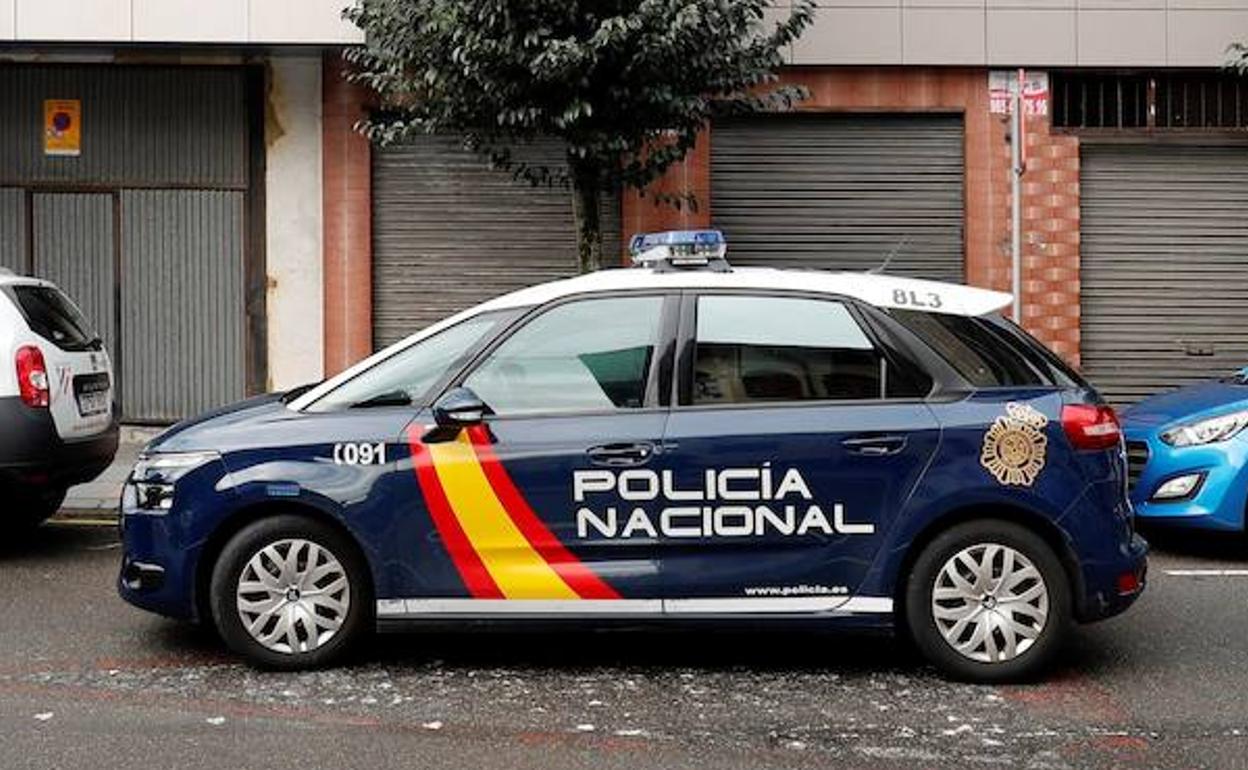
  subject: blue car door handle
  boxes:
[587,442,655,467]
[841,435,907,457]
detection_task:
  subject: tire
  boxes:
[904,519,1072,683]
[209,515,372,670]
[11,486,67,532]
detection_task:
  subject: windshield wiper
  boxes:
[351,390,413,409]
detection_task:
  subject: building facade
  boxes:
[4,2,1248,420]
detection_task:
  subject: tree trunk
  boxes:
[569,161,604,274]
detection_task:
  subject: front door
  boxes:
[410,293,677,613]
[660,292,941,615]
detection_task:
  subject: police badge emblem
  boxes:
[981,402,1049,487]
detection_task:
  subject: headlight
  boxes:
[1160,410,1248,448]
[130,451,220,512]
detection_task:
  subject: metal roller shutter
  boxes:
[1081,145,1248,405]
[710,115,965,282]
[372,137,621,348]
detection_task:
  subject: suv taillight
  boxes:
[15,345,50,408]
[1062,404,1121,450]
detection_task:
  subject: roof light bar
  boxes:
[629,230,729,271]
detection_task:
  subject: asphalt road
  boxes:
[2,524,1248,770]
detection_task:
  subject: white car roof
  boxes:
[0,270,52,289]
[289,264,1012,411]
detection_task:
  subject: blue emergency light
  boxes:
[629,229,729,271]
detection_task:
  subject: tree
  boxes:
[345,0,815,273]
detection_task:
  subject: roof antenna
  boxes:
[870,236,910,275]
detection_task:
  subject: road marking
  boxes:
[1164,569,1248,577]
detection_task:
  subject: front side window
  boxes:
[464,296,664,415]
[307,313,507,412]
[692,295,927,405]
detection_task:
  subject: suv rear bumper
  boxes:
[0,396,119,489]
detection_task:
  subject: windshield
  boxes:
[6,285,97,352]
[304,312,510,412]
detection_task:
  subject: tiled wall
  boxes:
[768,0,1248,67]
[1,0,361,44]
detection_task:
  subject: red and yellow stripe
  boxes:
[408,424,620,600]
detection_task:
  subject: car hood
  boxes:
[145,393,292,454]
[1122,380,1248,429]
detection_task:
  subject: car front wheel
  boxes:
[209,515,371,670]
[905,519,1071,683]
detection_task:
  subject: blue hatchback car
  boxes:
[1123,372,1248,532]
[119,231,1146,682]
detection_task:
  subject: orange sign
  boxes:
[44,99,81,157]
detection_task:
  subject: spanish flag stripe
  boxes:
[465,425,621,600]
[425,431,578,599]
[407,427,504,599]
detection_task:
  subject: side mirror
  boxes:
[432,386,491,428]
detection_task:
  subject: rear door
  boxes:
[660,292,941,616]
[407,293,678,613]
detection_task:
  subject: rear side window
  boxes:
[692,295,931,404]
[890,310,1083,388]
[7,285,96,351]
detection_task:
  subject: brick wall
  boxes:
[322,54,373,376]
[624,67,1084,366]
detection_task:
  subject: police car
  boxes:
[0,270,118,530]
[119,231,1146,682]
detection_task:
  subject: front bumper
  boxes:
[1125,428,1248,532]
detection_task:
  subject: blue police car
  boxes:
[119,231,1146,682]
[1123,371,1248,532]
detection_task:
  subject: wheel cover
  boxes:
[236,538,351,655]
[931,542,1049,664]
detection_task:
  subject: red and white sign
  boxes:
[989,71,1049,116]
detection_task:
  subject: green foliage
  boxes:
[344,0,815,270]
[346,1,813,188]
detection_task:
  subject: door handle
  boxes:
[587,442,655,467]
[841,435,907,457]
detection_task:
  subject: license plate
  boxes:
[77,389,110,417]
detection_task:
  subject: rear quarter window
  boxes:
[4,285,96,351]
[889,309,1084,389]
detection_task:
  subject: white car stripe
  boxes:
[376,596,893,617]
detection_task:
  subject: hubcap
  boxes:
[931,543,1048,664]
[236,538,350,655]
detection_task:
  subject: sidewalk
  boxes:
[60,426,163,516]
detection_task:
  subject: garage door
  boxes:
[372,137,621,348]
[1081,145,1248,405]
[710,115,965,282]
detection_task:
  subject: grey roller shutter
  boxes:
[711,115,965,282]
[31,193,116,364]
[1081,145,1248,405]
[0,189,25,272]
[120,190,246,422]
[372,136,622,348]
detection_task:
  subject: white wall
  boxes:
[265,57,325,390]
[6,0,362,43]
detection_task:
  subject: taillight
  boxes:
[1061,403,1121,450]
[15,345,50,408]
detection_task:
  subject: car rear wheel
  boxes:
[905,519,1071,683]
[209,515,371,670]
[10,486,66,531]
